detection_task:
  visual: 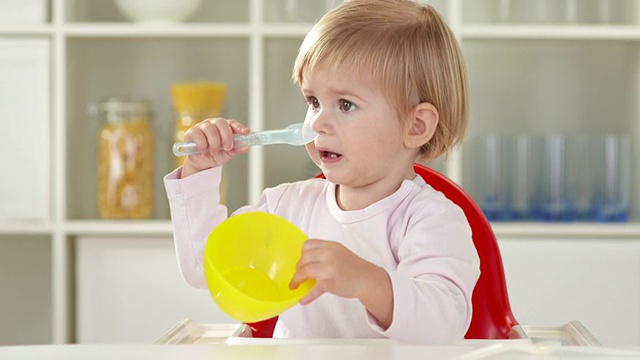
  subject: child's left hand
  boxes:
[289,239,393,327]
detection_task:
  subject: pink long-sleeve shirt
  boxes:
[164,166,479,344]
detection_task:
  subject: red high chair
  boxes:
[247,163,519,339]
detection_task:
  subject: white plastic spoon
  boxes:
[173,122,317,157]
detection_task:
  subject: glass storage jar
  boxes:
[171,82,227,168]
[96,98,153,219]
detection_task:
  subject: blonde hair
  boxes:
[293,0,468,161]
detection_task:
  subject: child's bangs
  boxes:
[297,28,397,86]
[297,31,408,107]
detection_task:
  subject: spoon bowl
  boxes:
[282,122,317,146]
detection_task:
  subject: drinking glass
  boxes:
[537,134,575,221]
[508,134,540,220]
[591,135,631,222]
[570,135,596,220]
[475,134,510,221]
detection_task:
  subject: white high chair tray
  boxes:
[154,319,601,346]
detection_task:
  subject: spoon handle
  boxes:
[234,129,290,147]
[173,130,289,157]
[173,142,199,156]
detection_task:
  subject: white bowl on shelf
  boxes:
[114,0,203,24]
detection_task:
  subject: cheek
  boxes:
[365,123,405,149]
[305,143,320,165]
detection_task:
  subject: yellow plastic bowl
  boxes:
[204,212,315,323]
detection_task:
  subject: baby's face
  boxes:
[300,65,415,190]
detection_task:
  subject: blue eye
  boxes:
[340,100,357,112]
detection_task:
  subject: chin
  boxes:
[319,170,347,185]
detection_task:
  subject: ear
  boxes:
[404,102,439,150]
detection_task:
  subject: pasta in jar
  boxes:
[171,82,226,168]
[96,99,153,219]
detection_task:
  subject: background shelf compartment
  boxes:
[64,0,249,24]
[462,39,640,221]
[65,37,250,219]
[0,235,52,345]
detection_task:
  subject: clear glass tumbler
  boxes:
[475,134,510,221]
[508,134,540,220]
[591,134,631,222]
[537,134,575,221]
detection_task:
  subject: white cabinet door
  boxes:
[0,39,50,221]
[76,236,237,344]
[499,238,640,346]
[0,0,47,25]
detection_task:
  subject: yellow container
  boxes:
[171,82,227,168]
[96,99,153,219]
[204,212,315,323]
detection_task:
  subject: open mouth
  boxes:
[320,150,342,160]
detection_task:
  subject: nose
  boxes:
[307,109,330,135]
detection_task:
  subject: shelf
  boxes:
[461,24,640,40]
[493,223,640,239]
[261,24,313,37]
[0,221,173,236]
[65,220,172,236]
[0,26,53,36]
[3,219,639,239]
[8,24,640,41]
[61,23,315,38]
[0,223,54,235]
[62,23,252,38]
[5,219,640,239]
[49,220,640,239]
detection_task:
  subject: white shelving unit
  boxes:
[2,0,640,346]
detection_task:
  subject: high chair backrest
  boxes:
[410,163,518,339]
[247,163,518,339]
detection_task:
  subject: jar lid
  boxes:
[96,98,151,123]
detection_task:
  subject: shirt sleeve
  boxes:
[367,202,480,344]
[163,166,228,289]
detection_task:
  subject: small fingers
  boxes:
[183,126,209,154]
[185,118,250,154]
[289,265,312,290]
[299,285,325,305]
[290,264,325,306]
[228,119,250,136]
[213,119,250,151]
[206,119,232,152]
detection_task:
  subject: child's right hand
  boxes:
[180,118,251,178]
